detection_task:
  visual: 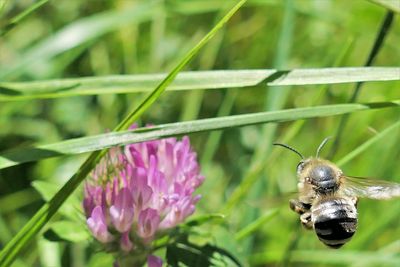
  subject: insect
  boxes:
[274,137,400,248]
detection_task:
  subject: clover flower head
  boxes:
[83,126,204,266]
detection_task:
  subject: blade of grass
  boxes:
[0,1,247,266]
[329,10,395,159]
[250,250,400,265]
[241,0,294,259]
[349,195,400,249]
[268,36,355,168]
[200,89,238,164]
[180,10,226,122]
[0,0,7,16]
[235,209,279,241]
[0,0,49,36]
[0,67,399,101]
[1,100,400,170]
[171,0,341,24]
[336,120,400,167]
[224,0,294,234]
[114,0,247,131]
[353,240,400,267]
[0,0,159,80]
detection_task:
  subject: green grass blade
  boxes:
[264,67,400,86]
[0,0,158,79]
[115,0,247,131]
[250,250,400,265]
[260,0,294,261]
[0,67,399,101]
[1,100,399,170]
[0,1,247,266]
[0,0,49,36]
[201,89,238,164]
[235,209,278,241]
[337,120,400,167]
[329,10,395,159]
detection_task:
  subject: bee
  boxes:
[274,138,400,248]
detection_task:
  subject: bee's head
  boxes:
[297,158,341,194]
[274,137,340,194]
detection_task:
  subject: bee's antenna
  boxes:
[316,136,332,158]
[273,143,304,160]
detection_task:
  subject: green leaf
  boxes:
[1,100,399,170]
[0,189,41,213]
[0,67,399,101]
[166,242,213,267]
[87,253,114,267]
[0,1,247,266]
[166,239,243,267]
[44,221,90,243]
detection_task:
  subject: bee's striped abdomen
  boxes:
[312,198,357,248]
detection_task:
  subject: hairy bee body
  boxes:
[291,159,358,248]
[290,158,359,248]
[275,139,400,248]
[311,198,357,248]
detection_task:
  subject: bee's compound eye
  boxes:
[296,161,305,174]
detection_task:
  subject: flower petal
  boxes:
[132,167,153,212]
[87,206,113,243]
[138,208,160,239]
[109,188,134,233]
[147,255,163,267]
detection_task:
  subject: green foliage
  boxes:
[0,1,246,266]
[0,0,399,266]
[1,99,399,169]
[44,221,90,243]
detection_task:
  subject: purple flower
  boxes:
[147,255,163,267]
[83,126,204,266]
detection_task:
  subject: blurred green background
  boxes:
[0,0,399,266]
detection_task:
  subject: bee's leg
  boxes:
[290,199,313,230]
[289,199,311,215]
[300,212,313,230]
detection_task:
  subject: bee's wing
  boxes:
[340,175,400,200]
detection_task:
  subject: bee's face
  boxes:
[297,158,342,194]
